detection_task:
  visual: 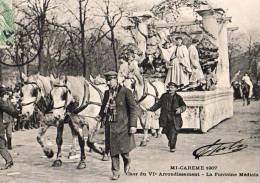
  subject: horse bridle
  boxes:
[20,82,42,107]
[50,84,71,110]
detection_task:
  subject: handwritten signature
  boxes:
[193,139,248,159]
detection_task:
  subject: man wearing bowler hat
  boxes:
[97,71,137,180]
[148,82,186,152]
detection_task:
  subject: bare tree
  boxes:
[97,0,128,71]
[18,0,56,74]
[245,30,260,80]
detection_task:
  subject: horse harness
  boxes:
[50,84,71,110]
[20,81,42,107]
[136,78,159,104]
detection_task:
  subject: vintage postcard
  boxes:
[0,0,259,183]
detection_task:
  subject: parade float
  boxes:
[123,0,233,132]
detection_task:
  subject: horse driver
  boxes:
[96,71,138,180]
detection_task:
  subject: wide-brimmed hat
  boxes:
[104,71,118,80]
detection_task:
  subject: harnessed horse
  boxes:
[19,74,64,161]
[49,75,107,169]
[124,75,165,146]
[19,74,81,166]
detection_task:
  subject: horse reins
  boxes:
[136,78,159,104]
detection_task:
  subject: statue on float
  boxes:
[123,8,219,91]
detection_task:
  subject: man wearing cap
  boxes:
[165,36,192,88]
[148,82,186,152]
[97,71,137,180]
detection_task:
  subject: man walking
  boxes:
[0,112,13,170]
[148,82,186,152]
[97,71,137,180]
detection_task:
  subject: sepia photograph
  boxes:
[0,0,259,182]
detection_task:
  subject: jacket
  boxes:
[149,92,186,130]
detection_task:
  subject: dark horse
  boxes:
[241,80,250,106]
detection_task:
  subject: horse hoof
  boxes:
[102,153,109,161]
[140,140,147,147]
[52,159,62,167]
[77,161,86,169]
[44,148,54,159]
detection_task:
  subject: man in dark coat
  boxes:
[0,87,19,170]
[97,71,137,180]
[148,82,186,152]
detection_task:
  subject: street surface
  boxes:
[0,100,259,183]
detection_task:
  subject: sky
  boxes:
[13,0,260,34]
[133,0,260,33]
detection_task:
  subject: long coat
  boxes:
[149,92,186,131]
[99,86,137,156]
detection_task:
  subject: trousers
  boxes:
[0,136,13,164]
[111,153,130,175]
[164,124,178,149]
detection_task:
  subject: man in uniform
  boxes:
[97,71,137,180]
[148,82,186,152]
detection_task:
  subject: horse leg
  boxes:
[68,128,78,159]
[243,95,245,106]
[157,127,163,138]
[77,134,86,169]
[52,122,64,167]
[36,124,54,158]
[247,96,250,105]
[139,112,149,147]
[86,138,104,156]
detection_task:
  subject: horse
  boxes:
[124,75,165,146]
[19,74,80,165]
[241,80,250,106]
[49,75,107,169]
[19,74,65,160]
[20,73,52,129]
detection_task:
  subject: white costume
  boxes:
[242,75,253,98]
[118,59,142,90]
[118,60,129,84]
[163,45,192,86]
[188,44,204,83]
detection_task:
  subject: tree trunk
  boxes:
[111,29,118,71]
